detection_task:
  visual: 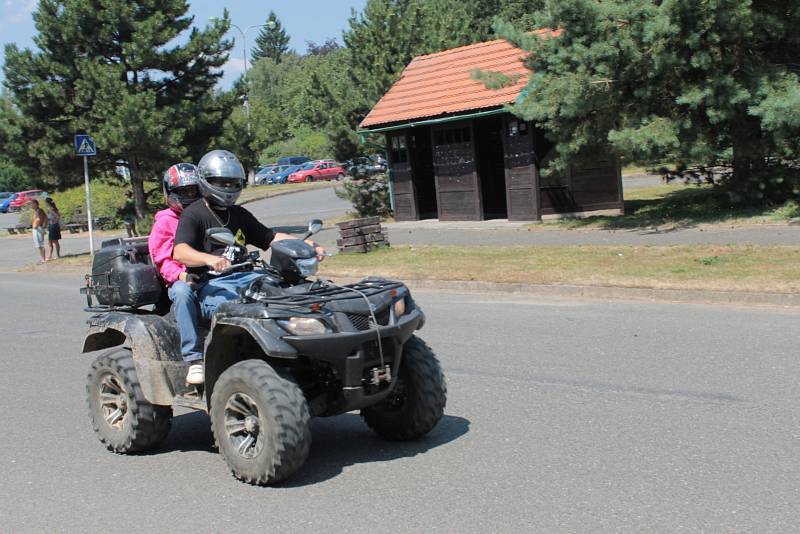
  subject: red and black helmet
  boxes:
[162,163,200,213]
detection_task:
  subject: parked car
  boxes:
[9,190,47,211]
[277,156,312,166]
[267,165,303,185]
[0,192,14,213]
[345,155,388,178]
[254,164,280,185]
[287,161,346,183]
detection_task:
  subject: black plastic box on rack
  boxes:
[90,237,162,307]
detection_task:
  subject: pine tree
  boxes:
[250,12,290,64]
[343,0,428,106]
[2,0,233,215]
[499,0,800,204]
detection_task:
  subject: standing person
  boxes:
[148,163,204,384]
[120,191,138,237]
[30,199,47,264]
[173,150,326,384]
[45,197,61,260]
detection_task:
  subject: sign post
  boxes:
[74,134,97,255]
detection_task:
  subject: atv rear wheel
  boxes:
[86,348,172,453]
[361,336,446,440]
[210,359,311,485]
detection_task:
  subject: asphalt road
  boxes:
[0,271,798,532]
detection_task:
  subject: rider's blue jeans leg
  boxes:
[197,272,264,321]
[167,280,203,362]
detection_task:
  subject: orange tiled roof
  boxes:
[359,32,552,129]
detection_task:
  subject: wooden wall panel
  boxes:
[387,131,418,220]
[393,193,416,221]
[438,191,479,220]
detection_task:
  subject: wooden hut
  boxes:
[358,35,624,222]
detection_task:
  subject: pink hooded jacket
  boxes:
[148,208,186,286]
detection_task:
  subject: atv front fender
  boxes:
[203,317,299,406]
[82,312,186,406]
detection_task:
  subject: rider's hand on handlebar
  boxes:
[206,255,231,272]
[305,240,328,261]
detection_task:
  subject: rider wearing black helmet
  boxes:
[173,150,325,383]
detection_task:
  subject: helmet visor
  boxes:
[207,177,242,189]
[173,185,199,199]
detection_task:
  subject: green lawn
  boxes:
[541,184,800,230]
[321,244,800,293]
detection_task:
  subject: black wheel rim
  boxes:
[98,372,128,430]
[224,392,264,459]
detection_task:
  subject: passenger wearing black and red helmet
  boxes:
[148,163,204,384]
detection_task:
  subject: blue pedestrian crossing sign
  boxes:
[74,134,97,157]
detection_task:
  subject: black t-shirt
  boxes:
[174,200,275,274]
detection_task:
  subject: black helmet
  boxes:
[162,163,200,213]
[197,150,245,207]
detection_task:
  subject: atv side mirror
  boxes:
[206,227,236,246]
[305,219,323,239]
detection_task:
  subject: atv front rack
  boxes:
[248,277,405,307]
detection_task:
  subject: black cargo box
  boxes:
[90,237,162,307]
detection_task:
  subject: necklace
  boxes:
[204,199,230,227]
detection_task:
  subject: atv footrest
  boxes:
[174,391,206,412]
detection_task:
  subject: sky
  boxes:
[0,0,368,89]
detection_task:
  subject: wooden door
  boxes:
[387,132,418,221]
[502,116,540,220]
[431,122,481,221]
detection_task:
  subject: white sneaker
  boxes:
[186,363,204,385]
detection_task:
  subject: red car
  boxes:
[286,161,346,183]
[9,190,47,211]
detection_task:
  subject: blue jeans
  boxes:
[167,281,202,362]
[196,272,265,321]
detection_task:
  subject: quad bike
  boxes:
[79,220,446,485]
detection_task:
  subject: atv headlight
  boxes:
[295,257,319,277]
[278,317,329,336]
[393,298,406,317]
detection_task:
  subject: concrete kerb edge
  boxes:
[324,276,800,308]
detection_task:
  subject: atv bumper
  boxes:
[282,309,423,412]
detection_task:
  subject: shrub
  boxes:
[335,173,392,218]
[19,181,164,228]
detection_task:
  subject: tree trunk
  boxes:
[127,158,147,218]
[730,112,764,193]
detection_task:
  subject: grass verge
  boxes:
[321,244,800,293]
[540,184,800,230]
[34,243,800,295]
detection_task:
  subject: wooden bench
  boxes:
[64,215,112,233]
[6,225,31,235]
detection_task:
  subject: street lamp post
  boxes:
[211,18,277,136]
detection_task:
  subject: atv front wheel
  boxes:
[86,348,172,453]
[362,335,447,440]
[210,360,311,485]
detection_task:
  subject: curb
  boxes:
[323,275,799,308]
